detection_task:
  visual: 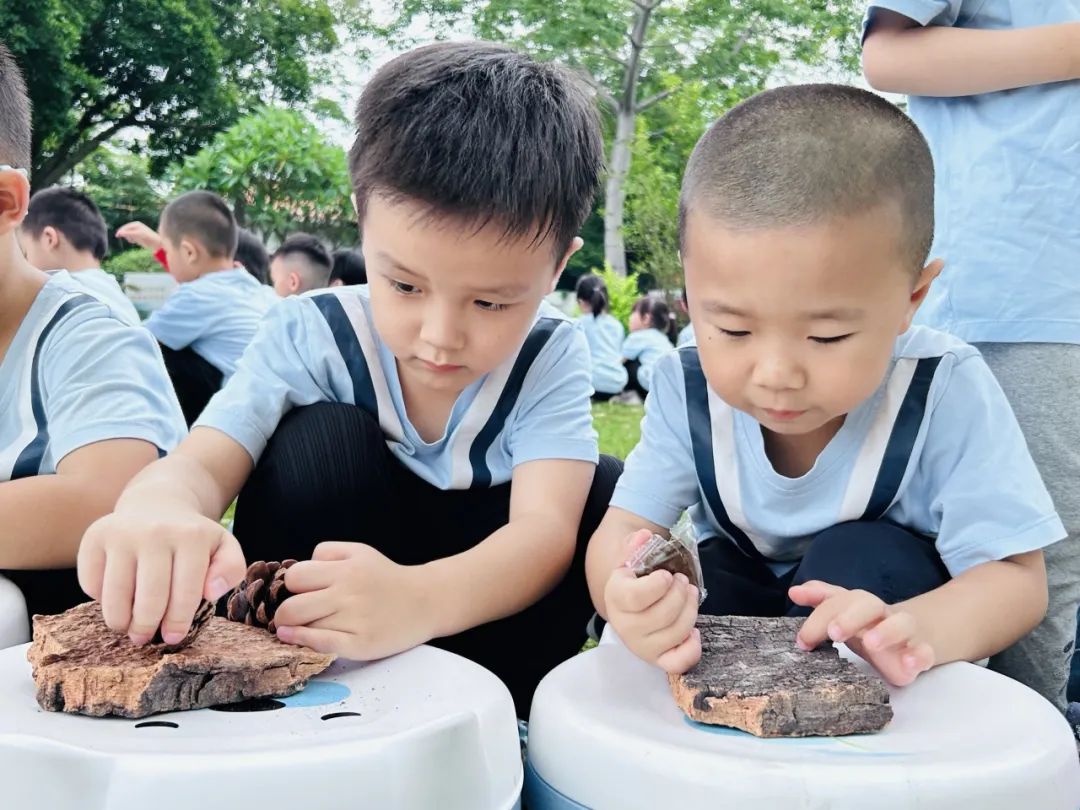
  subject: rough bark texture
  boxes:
[670,615,893,737]
[28,601,335,719]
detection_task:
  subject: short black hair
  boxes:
[349,41,603,256]
[235,228,270,284]
[24,187,109,260]
[272,232,332,287]
[330,248,366,286]
[679,84,934,271]
[160,190,238,260]
[0,42,31,170]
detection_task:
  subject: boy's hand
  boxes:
[78,509,246,645]
[115,221,162,252]
[789,581,935,686]
[604,529,701,673]
[272,542,437,661]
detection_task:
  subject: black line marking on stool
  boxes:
[135,721,179,729]
[210,697,286,712]
[321,711,362,721]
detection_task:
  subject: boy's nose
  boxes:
[419,303,466,351]
[752,354,805,392]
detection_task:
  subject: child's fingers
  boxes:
[823,592,887,644]
[862,611,916,652]
[312,541,361,562]
[902,642,935,676]
[273,590,336,628]
[622,529,654,561]
[100,549,137,634]
[284,560,339,593]
[643,574,692,630]
[607,567,673,613]
[76,539,106,602]
[795,597,849,650]
[646,582,699,654]
[203,532,247,602]
[128,548,173,644]
[656,628,702,675]
[161,547,211,645]
[787,580,842,608]
[275,625,352,656]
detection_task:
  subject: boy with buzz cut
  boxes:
[586,85,1062,688]
[0,44,185,626]
[861,1,1080,713]
[141,190,272,425]
[269,232,332,297]
[20,186,140,325]
[79,41,621,716]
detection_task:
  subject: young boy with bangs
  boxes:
[79,41,620,715]
[586,85,1061,688]
[0,44,185,626]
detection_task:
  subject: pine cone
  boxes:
[226,560,297,633]
[151,598,215,652]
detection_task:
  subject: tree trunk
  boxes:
[604,106,635,277]
[603,0,660,276]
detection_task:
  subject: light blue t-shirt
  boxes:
[622,328,675,392]
[0,272,186,481]
[576,313,628,395]
[144,268,272,377]
[611,326,1065,575]
[196,286,598,489]
[865,1,1080,345]
[64,268,140,325]
[677,323,695,348]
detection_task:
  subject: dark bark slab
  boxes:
[670,615,893,737]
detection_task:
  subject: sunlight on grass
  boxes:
[592,401,644,460]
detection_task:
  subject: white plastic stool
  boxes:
[0,642,522,810]
[526,634,1080,809]
[0,574,29,649]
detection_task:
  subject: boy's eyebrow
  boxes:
[701,301,865,320]
[377,250,530,298]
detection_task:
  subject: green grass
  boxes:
[592,401,644,460]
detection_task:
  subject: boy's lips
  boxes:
[419,359,464,373]
[762,407,807,421]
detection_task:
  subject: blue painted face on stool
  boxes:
[135,682,355,728]
[684,717,910,758]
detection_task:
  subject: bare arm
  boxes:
[584,506,667,620]
[419,458,596,637]
[0,439,159,568]
[111,427,253,520]
[898,550,1047,664]
[863,9,1080,96]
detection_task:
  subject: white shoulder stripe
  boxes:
[837,358,918,523]
[335,293,404,443]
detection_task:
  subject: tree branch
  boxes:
[35,116,137,189]
[635,85,680,113]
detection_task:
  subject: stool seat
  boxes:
[526,635,1080,809]
[0,574,29,649]
[0,642,522,810]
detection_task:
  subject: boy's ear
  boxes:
[42,226,62,251]
[550,236,584,293]
[0,169,30,236]
[179,236,201,266]
[902,258,943,332]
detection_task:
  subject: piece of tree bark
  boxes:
[670,615,893,737]
[28,601,335,719]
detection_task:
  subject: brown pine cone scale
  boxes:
[226,559,297,633]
